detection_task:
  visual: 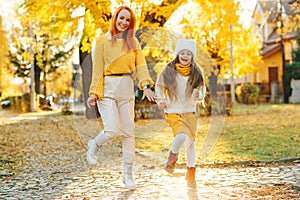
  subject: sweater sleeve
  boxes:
[155,73,166,105]
[89,35,107,100]
[134,38,154,89]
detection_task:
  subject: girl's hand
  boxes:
[142,88,157,102]
[86,96,97,108]
[192,88,199,99]
[158,102,166,110]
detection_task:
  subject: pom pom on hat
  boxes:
[175,39,196,57]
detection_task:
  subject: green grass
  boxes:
[135,104,300,164]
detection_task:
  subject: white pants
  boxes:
[94,76,135,164]
[171,133,196,167]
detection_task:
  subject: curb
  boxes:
[194,157,300,168]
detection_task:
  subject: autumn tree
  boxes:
[17,0,264,114]
[20,0,187,117]
[286,0,300,32]
[172,0,262,106]
[0,16,10,98]
[9,5,75,108]
[180,0,262,78]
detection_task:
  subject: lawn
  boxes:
[134,104,300,164]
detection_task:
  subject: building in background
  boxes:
[252,0,298,102]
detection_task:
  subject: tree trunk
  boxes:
[34,56,41,94]
[79,50,100,119]
[43,68,47,106]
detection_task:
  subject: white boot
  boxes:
[123,163,136,190]
[86,139,97,165]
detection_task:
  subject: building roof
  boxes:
[257,0,297,22]
[262,29,297,58]
[261,43,281,58]
[258,1,277,22]
[266,29,298,44]
[256,0,298,58]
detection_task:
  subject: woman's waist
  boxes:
[104,72,132,77]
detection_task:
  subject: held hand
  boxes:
[86,96,96,108]
[158,102,166,110]
[192,88,199,99]
[141,88,157,102]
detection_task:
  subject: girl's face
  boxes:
[178,50,193,66]
[116,9,130,33]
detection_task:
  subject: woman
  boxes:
[155,39,205,189]
[86,6,156,190]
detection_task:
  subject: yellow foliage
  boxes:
[153,62,167,77]
[141,27,181,56]
[10,0,263,82]
[0,17,11,95]
[0,17,9,67]
[179,0,262,78]
[19,0,186,53]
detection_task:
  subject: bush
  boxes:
[285,63,300,99]
[236,83,260,104]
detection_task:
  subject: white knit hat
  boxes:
[175,39,196,57]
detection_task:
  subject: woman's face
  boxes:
[178,50,193,66]
[116,9,131,33]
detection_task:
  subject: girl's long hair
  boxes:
[162,55,204,101]
[110,6,136,51]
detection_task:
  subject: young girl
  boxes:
[86,6,156,190]
[155,39,205,189]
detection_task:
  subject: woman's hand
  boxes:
[86,96,97,108]
[142,88,157,102]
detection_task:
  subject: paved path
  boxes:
[0,111,299,199]
[1,157,300,199]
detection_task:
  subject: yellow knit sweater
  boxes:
[89,34,154,100]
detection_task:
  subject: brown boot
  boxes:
[186,167,197,189]
[165,151,178,174]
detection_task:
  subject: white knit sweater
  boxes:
[155,73,205,114]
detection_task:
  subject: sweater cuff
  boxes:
[140,80,153,90]
[140,80,151,89]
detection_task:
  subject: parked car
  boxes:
[1,99,11,108]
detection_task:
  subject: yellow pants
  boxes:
[165,113,197,141]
